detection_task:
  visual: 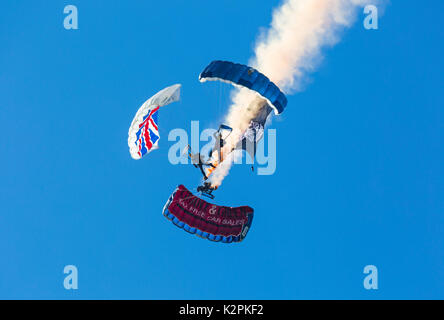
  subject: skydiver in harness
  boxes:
[185,146,219,199]
[187,150,216,181]
[197,182,217,199]
[184,124,232,180]
[184,125,232,199]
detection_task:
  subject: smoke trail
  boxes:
[209,0,376,187]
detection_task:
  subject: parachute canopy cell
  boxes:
[163,185,254,243]
[128,84,181,160]
[199,60,287,115]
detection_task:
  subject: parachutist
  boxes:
[197,182,217,199]
[185,145,217,180]
[185,124,234,181]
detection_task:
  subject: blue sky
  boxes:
[0,1,442,299]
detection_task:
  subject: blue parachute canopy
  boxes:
[199,60,287,115]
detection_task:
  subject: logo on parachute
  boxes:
[209,205,218,215]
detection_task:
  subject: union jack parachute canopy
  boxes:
[128,84,181,160]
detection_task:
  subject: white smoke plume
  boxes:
[209,0,377,187]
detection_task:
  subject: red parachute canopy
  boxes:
[163,185,254,243]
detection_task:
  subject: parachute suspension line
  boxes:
[218,80,224,121]
[219,80,222,113]
[166,186,209,207]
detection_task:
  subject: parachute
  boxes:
[128,84,181,160]
[163,185,254,243]
[199,60,287,115]
[125,62,287,244]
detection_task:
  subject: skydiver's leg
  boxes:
[198,164,208,180]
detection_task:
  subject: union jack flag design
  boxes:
[135,106,160,157]
[128,84,181,160]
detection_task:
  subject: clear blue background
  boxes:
[0,1,442,299]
